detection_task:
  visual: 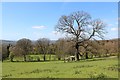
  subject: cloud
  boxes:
[88,25,93,28]
[32,32,46,40]
[111,27,118,31]
[52,31,60,35]
[32,26,46,29]
[108,24,113,27]
[50,31,66,40]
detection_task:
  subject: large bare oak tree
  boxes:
[55,11,106,61]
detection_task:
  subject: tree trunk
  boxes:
[23,55,26,62]
[43,53,46,61]
[7,51,10,58]
[58,57,61,60]
[10,55,14,62]
[106,50,108,57]
[10,57,13,62]
[75,42,79,61]
[49,54,51,61]
[86,52,89,59]
[7,44,11,58]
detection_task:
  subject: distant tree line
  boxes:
[1,38,119,62]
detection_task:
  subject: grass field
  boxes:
[2,56,118,78]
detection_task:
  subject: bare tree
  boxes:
[55,38,76,60]
[2,44,8,61]
[16,38,32,62]
[9,46,16,62]
[55,11,106,61]
[36,38,50,61]
[48,43,56,61]
[55,38,66,60]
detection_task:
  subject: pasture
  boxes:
[2,56,118,78]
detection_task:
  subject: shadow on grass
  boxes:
[4,56,117,63]
[6,60,62,63]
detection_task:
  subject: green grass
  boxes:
[8,54,58,62]
[2,56,118,78]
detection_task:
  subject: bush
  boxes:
[109,53,118,56]
[27,56,33,61]
[89,73,107,80]
[74,70,81,74]
[9,52,14,62]
[2,44,9,61]
[36,56,40,61]
[97,73,107,79]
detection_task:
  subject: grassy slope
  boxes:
[2,57,118,78]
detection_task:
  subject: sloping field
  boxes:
[2,56,118,78]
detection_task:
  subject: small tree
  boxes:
[36,38,50,61]
[9,46,16,62]
[16,38,32,62]
[6,44,12,58]
[9,52,14,62]
[55,38,66,60]
[2,44,8,61]
[48,43,56,61]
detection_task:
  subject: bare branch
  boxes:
[55,11,106,61]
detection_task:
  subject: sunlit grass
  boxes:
[2,56,118,78]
